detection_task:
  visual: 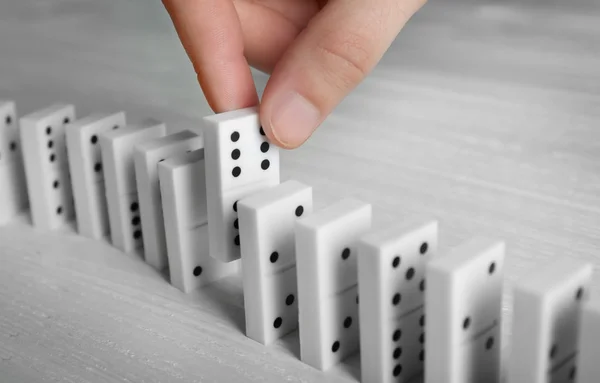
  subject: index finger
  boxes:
[162,0,258,112]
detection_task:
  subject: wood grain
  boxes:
[1,0,599,381]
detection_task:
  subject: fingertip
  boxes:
[260,88,322,149]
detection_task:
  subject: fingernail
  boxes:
[268,91,321,148]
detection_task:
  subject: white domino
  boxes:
[158,149,238,293]
[295,198,372,370]
[508,258,592,383]
[134,130,203,270]
[0,101,27,224]
[425,238,505,383]
[66,113,126,239]
[202,107,280,262]
[357,220,438,383]
[99,119,165,253]
[20,104,76,230]
[238,180,313,345]
[577,299,600,383]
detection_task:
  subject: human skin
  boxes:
[162,0,427,149]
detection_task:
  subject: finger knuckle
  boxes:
[314,31,372,91]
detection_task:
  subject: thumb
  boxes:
[260,0,426,149]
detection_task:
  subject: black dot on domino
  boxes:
[485,336,494,350]
[569,367,576,380]
[341,248,351,260]
[5,115,11,125]
[260,142,269,153]
[259,126,265,136]
[91,135,98,144]
[393,329,401,342]
[234,235,240,246]
[392,256,400,268]
[392,293,401,306]
[232,166,241,177]
[49,154,56,162]
[63,117,70,124]
[420,242,428,254]
[46,126,52,135]
[231,149,240,160]
[331,341,340,353]
[273,317,282,329]
[393,365,402,377]
[285,294,295,305]
[420,279,425,292]
[576,287,584,300]
[233,219,239,230]
[406,267,415,280]
[270,251,279,263]
[94,163,102,172]
[420,315,425,327]
[113,125,119,130]
[393,347,402,359]
[419,350,424,361]
[419,333,424,344]
[233,201,238,212]
[463,317,471,330]
[193,266,203,277]
[53,180,59,189]
[159,159,165,163]
[10,142,17,151]
[343,317,352,328]
[130,202,139,212]
[231,131,240,142]
[131,216,140,226]
[295,206,304,217]
[489,262,496,275]
[133,230,142,239]
[260,159,270,170]
[56,206,63,215]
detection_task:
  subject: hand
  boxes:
[163,0,426,149]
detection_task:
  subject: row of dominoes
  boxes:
[1,101,598,382]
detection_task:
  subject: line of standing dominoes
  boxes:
[1,101,598,383]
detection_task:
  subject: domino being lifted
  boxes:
[159,148,238,294]
[358,219,438,383]
[425,237,505,383]
[202,107,280,263]
[0,101,27,225]
[99,119,166,253]
[508,258,592,383]
[20,104,76,230]
[66,113,126,240]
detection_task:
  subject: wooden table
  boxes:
[1,1,599,381]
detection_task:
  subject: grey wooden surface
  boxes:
[1,0,599,382]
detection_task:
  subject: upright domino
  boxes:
[577,299,600,383]
[99,119,165,253]
[425,238,505,383]
[238,180,313,345]
[507,258,592,383]
[134,130,203,270]
[158,149,238,293]
[20,104,76,230]
[357,220,438,383]
[0,101,27,224]
[202,107,280,262]
[66,113,126,239]
[295,199,372,370]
